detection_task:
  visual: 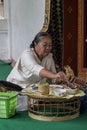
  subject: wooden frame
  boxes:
[78,0,87,80]
[40,0,50,32]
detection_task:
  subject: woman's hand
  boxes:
[55,71,67,84]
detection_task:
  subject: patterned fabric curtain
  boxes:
[47,0,63,71]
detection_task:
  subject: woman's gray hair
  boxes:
[30,32,51,48]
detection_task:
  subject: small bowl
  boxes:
[53,88,66,96]
[49,84,63,88]
[66,88,77,94]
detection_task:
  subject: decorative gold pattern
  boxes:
[67,6,72,14]
[67,32,72,40]
[40,0,50,32]
[67,57,72,64]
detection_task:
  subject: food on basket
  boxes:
[65,80,77,89]
[38,82,49,95]
[54,65,86,94]
[63,65,75,82]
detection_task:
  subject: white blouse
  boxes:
[7,48,57,88]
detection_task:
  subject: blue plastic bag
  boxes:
[80,92,87,112]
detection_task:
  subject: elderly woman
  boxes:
[7,32,66,88]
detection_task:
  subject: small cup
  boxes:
[38,82,49,95]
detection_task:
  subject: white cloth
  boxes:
[7,48,57,88]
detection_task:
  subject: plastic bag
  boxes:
[16,94,28,111]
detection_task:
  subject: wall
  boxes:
[0,0,9,60]
[0,0,45,60]
[0,19,9,60]
[9,0,45,60]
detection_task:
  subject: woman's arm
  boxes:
[39,69,61,79]
[39,69,67,83]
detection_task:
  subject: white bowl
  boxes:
[53,88,66,96]
[66,88,77,94]
[49,84,63,88]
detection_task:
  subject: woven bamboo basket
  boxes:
[28,96,80,121]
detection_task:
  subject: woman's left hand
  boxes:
[58,71,67,82]
[55,71,67,84]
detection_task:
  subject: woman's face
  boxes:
[35,36,52,59]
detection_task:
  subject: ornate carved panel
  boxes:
[63,0,78,75]
[40,0,50,32]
